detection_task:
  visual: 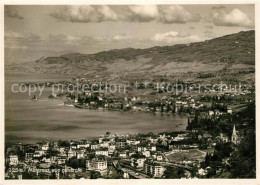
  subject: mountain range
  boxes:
[7,30,255,80]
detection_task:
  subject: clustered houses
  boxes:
[65,89,250,119]
[50,77,253,114]
[5,124,242,179]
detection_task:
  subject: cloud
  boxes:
[158,5,200,24]
[48,33,133,44]
[50,5,201,24]
[48,34,81,42]
[5,31,41,51]
[125,5,201,23]
[151,31,202,44]
[5,6,23,19]
[50,5,118,23]
[126,5,159,22]
[112,33,132,41]
[209,8,253,28]
[5,31,41,40]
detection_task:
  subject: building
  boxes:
[108,145,116,155]
[25,153,34,161]
[208,110,214,117]
[9,155,19,166]
[86,158,107,171]
[142,150,151,158]
[67,149,76,159]
[76,151,84,159]
[227,108,232,114]
[231,125,240,145]
[119,152,127,158]
[143,161,165,178]
[131,154,146,168]
[41,142,49,151]
[76,140,90,148]
[95,148,109,157]
[220,133,229,143]
[115,138,127,148]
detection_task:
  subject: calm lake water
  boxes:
[5,71,188,144]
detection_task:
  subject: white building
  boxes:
[143,162,165,178]
[131,155,146,168]
[142,150,151,158]
[67,149,76,159]
[77,151,84,159]
[231,125,240,145]
[9,155,19,166]
[86,158,107,171]
[95,149,109,157]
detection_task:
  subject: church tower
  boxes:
[231,125,240,145]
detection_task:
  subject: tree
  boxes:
[229,131,256,178]
[90,171,101,179]
[163,166,185,178]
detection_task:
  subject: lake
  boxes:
[5,71,188,144]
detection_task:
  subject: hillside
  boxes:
[7,30,255,79]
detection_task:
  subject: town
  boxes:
[5,93,255,179]
[6,72,255,179]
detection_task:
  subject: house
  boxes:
[127,139,140,145]
[137,146,147,152]
[58,147,65,154]
[156,155,163,161]
[147,136,158,144]
[100,139,110,148]
[86,157,107,171]
[143,161,165,178]
[90,143,99,150]
[198,168,207,176]
[25,153,34,161]
[208,110,214,117]
[95,148,109,157]
[9,155,19,166]
[142,150,151,158]
[119,152,127,158]
[41,142,49,151]
[76,140,89,149]
[131,154,146,168]
[33,150,45,158]
[115,138,127,148]
[77,151,85,159]
[67,149,76,159]
[220,133,229,143]
[108,145,116,155]
[150,146,156,151]
[227,108,232,114]
[57,157,66,165]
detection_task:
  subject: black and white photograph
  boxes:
[1,1,258,183]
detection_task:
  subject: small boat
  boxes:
[64,103,74,107]
[74,104,88,109]
[32,95,38,101]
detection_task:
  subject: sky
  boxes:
[4,4,255,63]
